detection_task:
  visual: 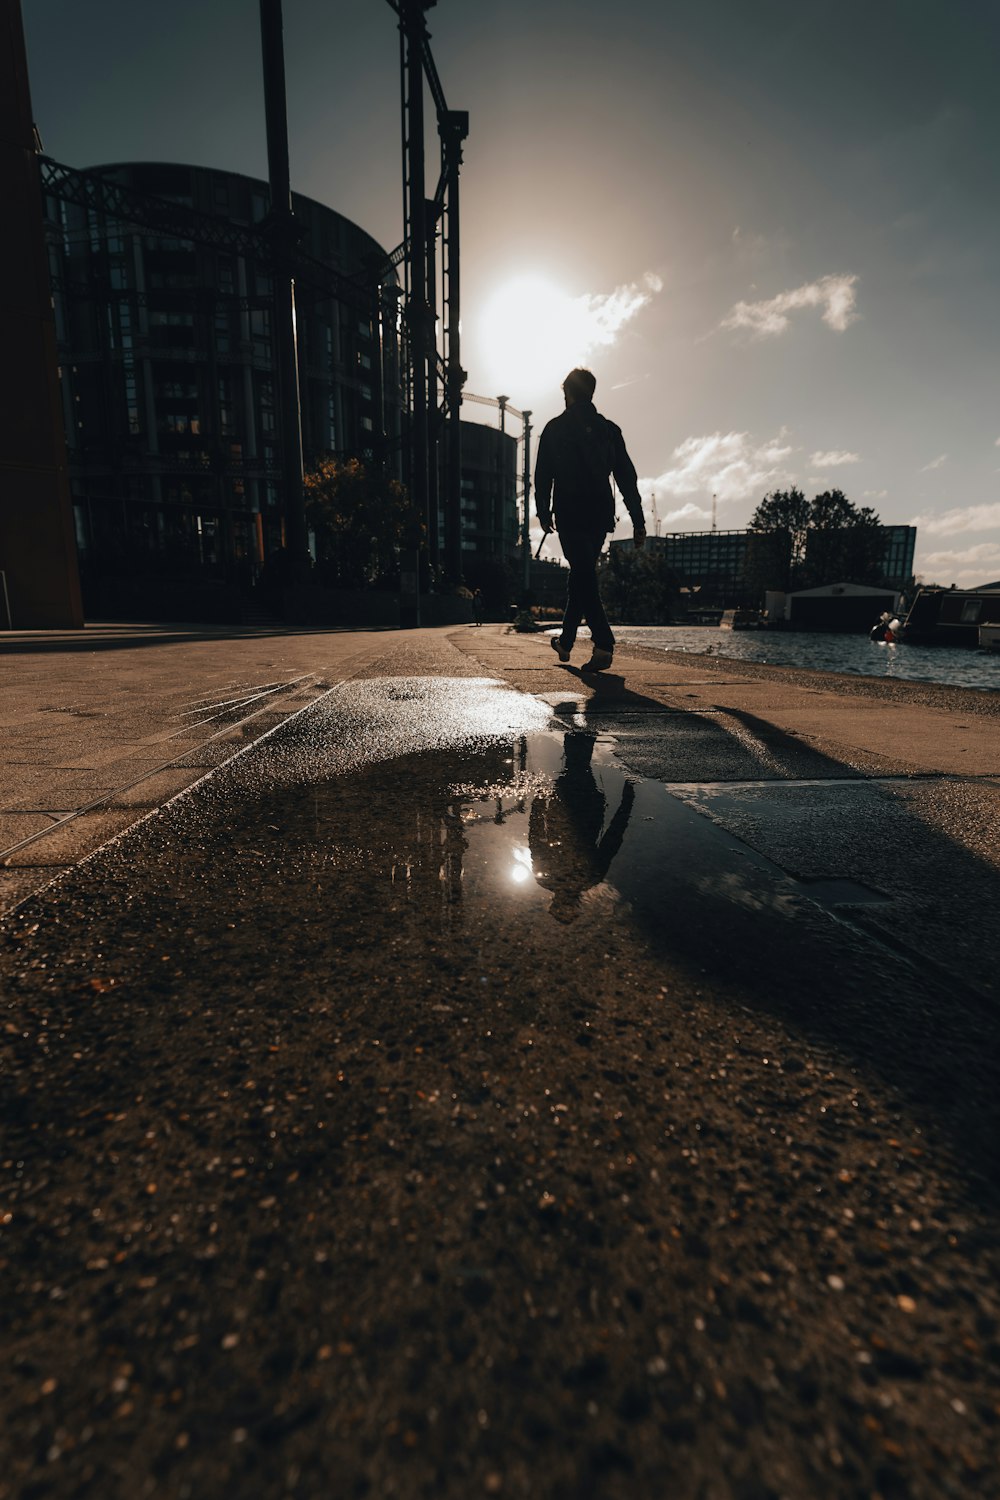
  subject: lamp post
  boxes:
[259,0,308,579]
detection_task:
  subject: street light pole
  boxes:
[259,0,308,576]
[521,410,532,593]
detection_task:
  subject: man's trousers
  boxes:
[557,527,614,653]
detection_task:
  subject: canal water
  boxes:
[609,625,1000,692]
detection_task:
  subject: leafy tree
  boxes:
[748,486,884,591]
[804,490,884,586]
[600,546,681,623]
[304,457,419,589]
[748,487,809,590]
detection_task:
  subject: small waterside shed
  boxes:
[784,582,900,633]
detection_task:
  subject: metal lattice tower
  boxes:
[388,0,468,583]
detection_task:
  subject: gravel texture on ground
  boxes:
[2,637,999,1500]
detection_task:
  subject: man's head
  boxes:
[562,368,596,407]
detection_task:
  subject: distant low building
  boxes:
[785,581,901,633]
[609,529,754,606]
[529,556,568,608]
[610,522,917,603]
[454,419,518,566]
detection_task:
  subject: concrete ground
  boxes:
[2,621,999,1498]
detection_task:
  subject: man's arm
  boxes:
[534,425,554,530]
[610,427,646,548]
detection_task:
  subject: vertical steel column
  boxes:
[401,5,430,558]
[398,25,412,470]
[373,283,387,473]
[259,0,307,571]
[521,410,532,592]
[425,197,439,568]
[441,110,467,585]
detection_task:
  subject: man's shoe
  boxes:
[550,635,572,663]
[581,647,614,672]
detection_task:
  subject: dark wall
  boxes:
[0,0,83,627]
[789,595,895,632]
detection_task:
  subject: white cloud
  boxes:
[919,541,1000,585]
[910,502,1000,536]
[864,489,888,499]
[721,273,859,337]
[995,437,1000,447]
[638,430,795,510]
[653,500,713,529]
[810,450,860,468]
[610,497,713,544]
[576,272,663,350]
[920,453,948,472]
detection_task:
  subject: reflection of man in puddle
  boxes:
[529,732,634,923]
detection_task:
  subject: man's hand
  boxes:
[633,522,647,552]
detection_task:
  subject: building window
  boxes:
[124,361,140,435]
[163,413,201,435]
[214,307,231,354]
[158,380,198,399]
[150,309,195,348]
[257,376,276,442]
[148,270,198,290]
[218,375,236,437]
[250,308,271,357]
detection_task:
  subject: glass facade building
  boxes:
[43,162,402,602]
[879,525,917,590]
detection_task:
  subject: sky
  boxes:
[23,0,1000,584]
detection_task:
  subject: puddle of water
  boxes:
[450,729,875,932]
[150,684,905,1008]
[211,679,876,987]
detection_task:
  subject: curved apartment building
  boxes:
[43,161,402,608]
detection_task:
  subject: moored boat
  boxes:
[900,586,1000,646]
[720,608,762,630]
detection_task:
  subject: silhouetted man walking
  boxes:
[535,368,646,671]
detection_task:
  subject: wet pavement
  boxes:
[3,636,1000,1499]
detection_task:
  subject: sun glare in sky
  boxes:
[477,274,591,401]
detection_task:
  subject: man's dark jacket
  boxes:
[534,400,644,535]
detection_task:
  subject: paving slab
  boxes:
[2,638,999,1500]
[0,623,403,910]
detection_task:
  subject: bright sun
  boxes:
[476,274,591,401]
